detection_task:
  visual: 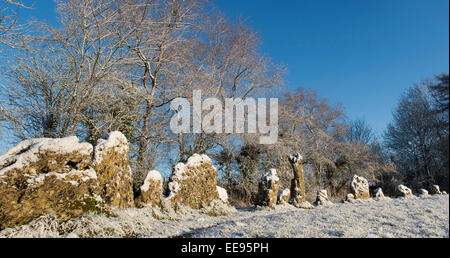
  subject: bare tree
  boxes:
[385,84,446,190]
[176,13,285,161]
[2,0,133,140]
[347,118,374,145]
[110,0,206,179]
[2,46,70,139]
[429,73,449,121]
[0,0,29,48]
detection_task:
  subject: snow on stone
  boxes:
[316,189,333,206]
[431,185,442,195]
[262,168,279,183]
[0,136,93,177]
[216,186,228,203]
[186,154,212,167]
[278,189,290,198]
[93,131,129,164]
[25,168,98,186]
[419,189,429,196]
[396,184,413,197]
[167,181,180,198]
[289,153,303,164]
[171,154,212,180]
[140,170,162,192]
[374,187,385,198]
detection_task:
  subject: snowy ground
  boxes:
[1,195,448,238]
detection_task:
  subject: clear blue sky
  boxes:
[1,0,449,151]
[215,0,449,136]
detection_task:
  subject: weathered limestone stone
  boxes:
[442,191,448,195]
[277,189,290,204]
[288,153,313,209]
[350,175,370,199]
[255,169,280,207]
[395,185,413,197]
[374,187,385,198]
[93,132,134,208]
[315,189,333,206]
[0,136,105,230]
[166,154,223,209]
[135,170,163,208]
[419,189,429,196]
[431,185,442,195]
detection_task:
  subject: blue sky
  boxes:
[215,0,449,136]
[0,0,449,152]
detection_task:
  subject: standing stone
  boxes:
[277,189,291,204]
[419,189,429,196]
[288,153,313,209]
[216,186,229,204]
[395,185,413,197]
[431,185,442,195]
[166,154,222,209]
[135,170,163,208]
[0,136,104,230]
[315,189,333,206]
[93,131,134,208]
[350,175,370,199]
[374,187,385,198]
[256,169,280,207]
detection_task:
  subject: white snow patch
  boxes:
[25,168,98,185]
[289,153,303,164]
[278,189,290,198]
[216,186,229,203]
[186,154,212,167]
[167,181,180,199]
[262,168,279,183]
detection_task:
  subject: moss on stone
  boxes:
[66,197,113,217]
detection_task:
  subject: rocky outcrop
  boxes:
[93,132,134,208]
[431,185,442,195]
[166,154,224,209]
[277,189,290,204]
[350,175,370,199]
[315,189,333,206]
[255,169,280,207]
[374,187,385,198]
[419,189,429,196]
[0,131,134,230]
[395,185,413,198]
[135,170,163,208]
[288,153,313,209]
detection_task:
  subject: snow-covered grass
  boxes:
[0,195,448,238]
